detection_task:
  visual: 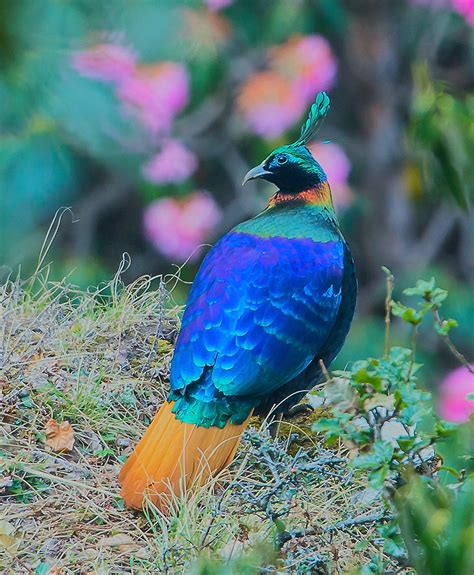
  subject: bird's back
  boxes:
[169,200,353,426]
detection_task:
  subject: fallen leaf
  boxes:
[0,475,13,490]
[44,419,75,452]
[324,377,356,411]
[98,533,139,553]
[364,393,395,411]
[0,520,19,554]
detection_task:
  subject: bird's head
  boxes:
[242,92,331,198]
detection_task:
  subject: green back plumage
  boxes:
[236,203,340,242]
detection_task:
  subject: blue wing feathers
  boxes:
[255,242,357,415]
[169,230,347,426]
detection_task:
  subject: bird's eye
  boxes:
[276,154,288,165]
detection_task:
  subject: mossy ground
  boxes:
[1,270,389,574]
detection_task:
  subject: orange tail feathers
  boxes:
[119,401,251,510]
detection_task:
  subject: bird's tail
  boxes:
[119,401,251,510]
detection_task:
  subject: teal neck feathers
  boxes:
[236,182,340,243]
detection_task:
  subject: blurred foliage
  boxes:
[396,470,474,575]
[314,271,474,574]
[409,64,474,210]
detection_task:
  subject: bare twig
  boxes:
[277,512,394,547]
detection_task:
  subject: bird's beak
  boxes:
[242,163,272,186]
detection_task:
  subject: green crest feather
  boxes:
[293,92,330,146]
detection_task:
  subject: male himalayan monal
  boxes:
[120,92,357,510]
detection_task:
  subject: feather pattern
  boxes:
[169,218,346,427]
[292,91,330,147]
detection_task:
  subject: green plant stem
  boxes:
[432,307,474,373]
[384,271,394,358]
[406,326,418,383]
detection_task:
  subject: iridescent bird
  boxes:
[120,92,357,510]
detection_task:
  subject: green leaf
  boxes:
[438,466,461,479]
[35,563,53,575]
[397,436,416,452]
[312,418,344,434]
[354,540,370,551]
[369,465,388,490]
[390,301,424,325]
[353,441,394,470]
[434,318,458,336]
[433,140,469,211]
[431,288,448,306]
[403,278,436,298]
[383,534,407,559]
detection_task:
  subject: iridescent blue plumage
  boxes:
[169,214,353,427]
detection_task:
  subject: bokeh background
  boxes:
[1,0,473,384]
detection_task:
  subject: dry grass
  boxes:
[1,264,387,574]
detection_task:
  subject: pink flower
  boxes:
[438,365,474,423]
[270,35,337,105]
[205,0,233,10]
[142,140,198,184]
[143,192,221,261]
[71,43,137,85]
[451,0,474,24]
[118,62,189,136]
[238,71,305,139]
[308,142,352,208]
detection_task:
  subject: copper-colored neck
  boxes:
[268,181,333,208]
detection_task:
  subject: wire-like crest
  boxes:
[292,92,330,147]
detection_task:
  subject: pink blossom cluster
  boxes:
[72,43,190,139]
[438,365,474,423]
[451,0,474,24]
[71,41,196,183]
[308,142,352,209]
[143,192,222,262]
[238,72,304,140]
[71,43,137,84]
[117,62,189,137]
[142,140,198,185]
[238,35,337,139]
[72,41,215,262]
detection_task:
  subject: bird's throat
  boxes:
[268,181,334,209]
